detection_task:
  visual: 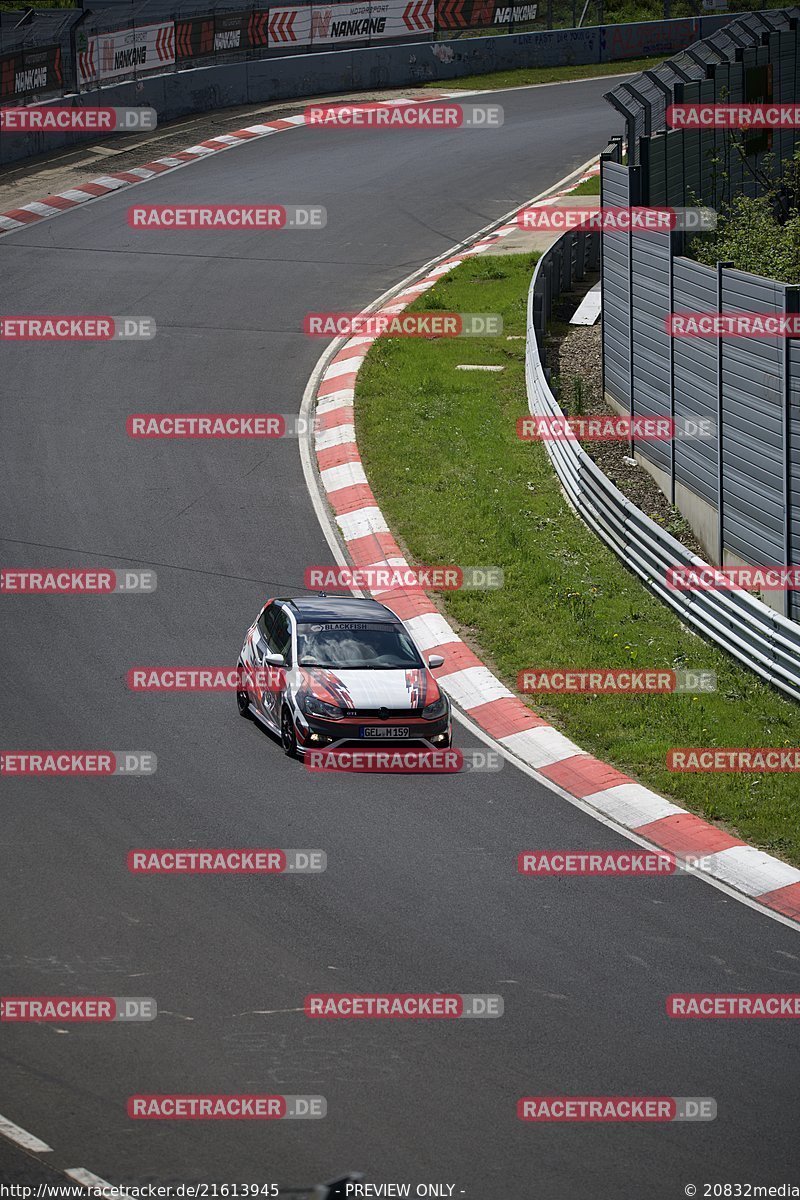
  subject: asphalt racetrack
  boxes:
[2,78,799,1196]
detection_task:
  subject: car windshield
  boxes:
[297,621,423,669]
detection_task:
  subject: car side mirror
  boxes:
[262,650,285,666]
[428,654,445,669]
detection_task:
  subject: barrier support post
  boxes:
[668,226,676,504]
[627,163,641,462]
[716,259,733,566]
[784,285,798,619]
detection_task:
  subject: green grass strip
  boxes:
[425,56,667,91]
[355,252,800,865]
[568,174,601,195]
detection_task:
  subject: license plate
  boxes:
[360,726,410,738]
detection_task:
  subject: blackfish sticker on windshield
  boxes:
[309,622,391,632]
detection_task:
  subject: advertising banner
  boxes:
[78,23,175,87]
[437,0,538,30]
[268,0,432,48]
[0,44,62,100]
[268,6,313,45]
[175,11,268,62]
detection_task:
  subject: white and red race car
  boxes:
[237,594,451,758]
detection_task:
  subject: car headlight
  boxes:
[304,695,345,720]
[422,696,448,720]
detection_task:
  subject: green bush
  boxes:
[690,194,800,283]
[689,146,800,282]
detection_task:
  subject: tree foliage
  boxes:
[688,146,800,283]
[690,194,800,283]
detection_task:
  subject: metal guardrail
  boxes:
[525,228,800,704]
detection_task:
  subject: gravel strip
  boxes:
[552,287,707,560]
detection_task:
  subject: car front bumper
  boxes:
[295,710,452,754]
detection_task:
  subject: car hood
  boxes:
[297,666,440,711]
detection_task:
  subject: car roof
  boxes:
[280,596,400,623]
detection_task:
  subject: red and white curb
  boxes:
[308,162,800,931]
[0,70,649,237]
[0,93,465,236]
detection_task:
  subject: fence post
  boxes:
[600,160,606,408]
[668,227,676,505]
[644,69,671,137]
[784,285,798,620]
[600,136,623,420]
[627,164,641,462]
[716,259,733,566]
[71,10,88,94]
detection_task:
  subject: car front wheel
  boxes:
[281,707,298,758]
[236,665,251,719]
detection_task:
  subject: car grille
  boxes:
[336,739,434,750]
[345,708,423,720]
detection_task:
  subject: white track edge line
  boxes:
[65,1168,134,1196]
[0,1113,53,1153]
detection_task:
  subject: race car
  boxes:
[236,595,451,758]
